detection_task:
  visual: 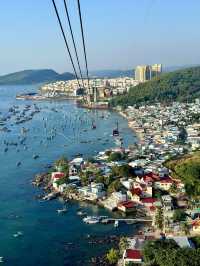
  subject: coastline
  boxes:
[0,84,143,266]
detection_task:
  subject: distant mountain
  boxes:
[0,69,75,85]
[89,69,134,78]
[111,66,200,107]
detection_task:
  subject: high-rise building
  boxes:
[135,64,162,82]
[135,65,152,82]
[151,64,162,78]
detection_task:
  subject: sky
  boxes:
[0,0,200,75]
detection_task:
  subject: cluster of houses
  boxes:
[49,136,200,234]
[40,77,140,99]
[119,100,200,151]
[46,99,200,265]
[49,144,195,229]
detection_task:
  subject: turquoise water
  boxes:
[0,84,139,265]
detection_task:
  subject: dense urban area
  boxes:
[29,64,200,265]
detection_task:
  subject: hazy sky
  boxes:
[0,0,200,75]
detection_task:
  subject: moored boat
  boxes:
[83,216,100,224]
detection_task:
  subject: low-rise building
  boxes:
[78,182,105,201]
[123,249,142,265]
[162,195,173,211]
[51,172,65,183]
[154,177,173,191]
[118,200,137,213]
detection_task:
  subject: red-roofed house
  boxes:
[127,187,142,202]
[123,249,142,265]
[51,172,65,182]
[141,197,158,207]
[118,200,136,213]
[154,177,173,191]
[141,172,160,184]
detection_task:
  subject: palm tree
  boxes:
[119,237,129,255]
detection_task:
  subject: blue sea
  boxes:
[0,84,139,266]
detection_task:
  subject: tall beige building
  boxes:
[135,64,162,82]
[151,64,162,78]
[135,65,151,82]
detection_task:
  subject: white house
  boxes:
[78,182,105,201]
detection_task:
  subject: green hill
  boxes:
[165,151,200,197]
[0,69,75,85]
[110,66,200,107]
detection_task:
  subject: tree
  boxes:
[169,182,178,194]
[191,236,200,248]
[177,127,188,144]
[181,222,190,235]
[142,239,178,265]
[118,165,134,177]
[56,177,68,186]
[107,179,122,194]
[173,209,186,222]
[108,152,123,162]
[119,237,129,255]
[106,248,119,265]
[54,156,69,174]
[155,207,164,231]
[80,171,91,186]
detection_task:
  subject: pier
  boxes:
[101,218,152,224]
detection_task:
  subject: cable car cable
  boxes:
[51,0,81,89]
[63,0,85,90]
[76,0,90,92]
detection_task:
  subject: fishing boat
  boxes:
[113,121,119,136]
[16,162,21,167]
[33,154,39,159]
[57,207,67,214]
[92,121,96,129]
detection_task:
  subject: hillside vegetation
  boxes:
[111,66,200,107]
[165,151,200,197]
[0,69,75,85]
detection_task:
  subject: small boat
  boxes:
[91,121,96,129]
[113,121,119,136]
[77,211,87,216]
[57,208,67,214]
[83,216,99,224]
[16,162,21,167]
[0,257,4,263]
[114,220,119,227]
[13,231,23,238]
[33,154,39,159]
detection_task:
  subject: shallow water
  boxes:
[0,84,139,265]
